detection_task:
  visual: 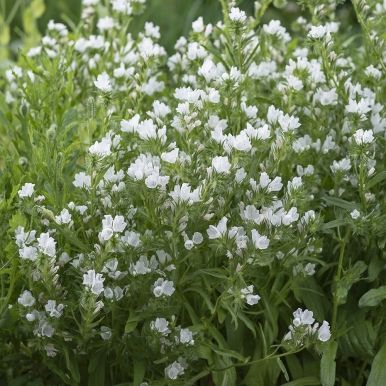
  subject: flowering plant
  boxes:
[1,0,386,385]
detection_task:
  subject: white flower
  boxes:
[292,308,315,326]
[308,25,327,39]
[212,156,231,174]
[346,99,372,116]
[259,172,283,192]
[330,158,351,173]
[37,233,56,257]
[318,321,331,342]
[153,278,175,297]
[365,65,381,79]
[34,320,55,338]
[55,208,72,225]
[169,183,201,204]
[207,217,228,239]
[83,270,105,295]
[94,72,112,92]
[180,328,194,345]
[44,343,58,357]
[314,88,338,106]
[99,215,127,241]
[192,232,203,244]
[282,207,299,226]
[241,285,261,305]
[19,246,38,261]
[45,300,64,318]
[150,317,170,335]
[89,138,112,157]
[100,326,112,340]
[73,172,91,188]
[97,16,115,32]
[278,113,301,132]
[18,183,35,198]
[262,20,290,42]
[15,227,36,247]
[350,209,360,220]
[353,129,374,145]
[251,229,270,250]
[192,16,204,33]
[165,361,185,380]
[18,290,36,307]
[229,7,247,23]
[161,148,179,164]
[121,230,141,248]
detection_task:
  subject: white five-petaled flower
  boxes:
[83,270,105,295]
[251,229,270,250]
[18,290,36,307]
[37,233,56,257]
[207,217,228,239]
[212,156,231,174]
[165,361,185,380]
[169,183,201,204]
[45,300,64,318]
[180,328,195,345]
[152,278,175,297]
[99,215,127,242]
[229,7,247,23]
[18,183,35,198]
[73,172,91,188]
[241,285,261,305]
[308,25,327,39]
[94,72,112,92]
[150,317,170,336]
[55,208,72,225]
[292,308,315,326]
[353,129,374,145]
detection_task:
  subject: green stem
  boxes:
[211,347,304,372]
[331,232,349,334]
[352,0,386,73]
[358,156,367,213]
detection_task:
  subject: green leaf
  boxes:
[0,18,10,46]
[336,261,367,305]
[339,314,376,358]
[124,314,141,334]
[206,342,248,362]
[238,312,257,337]
[8,212,27,232]
[277,357,289,382]
[184,286,215,313]
[281,377,321,386]
[321,218,348,231]
[368,171,386,189]
[133,359,145,386]
[63,347,81,384]
[322,196,359,211]
[320,341,337,386]
[88,351,106,386]
[30,0,45,18]
[359,286,386,308]
[367,341,386,386]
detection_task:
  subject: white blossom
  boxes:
[94,72,112,92]
[18,290,36,307]
[83,270,105,295]
[18,183,35,198]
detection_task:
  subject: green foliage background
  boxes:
[1,0,357,59]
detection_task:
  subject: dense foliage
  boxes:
[1,0,386,385]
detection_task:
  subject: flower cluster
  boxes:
[2,0,386,384]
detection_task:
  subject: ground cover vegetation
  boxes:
[0,0,386,385]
